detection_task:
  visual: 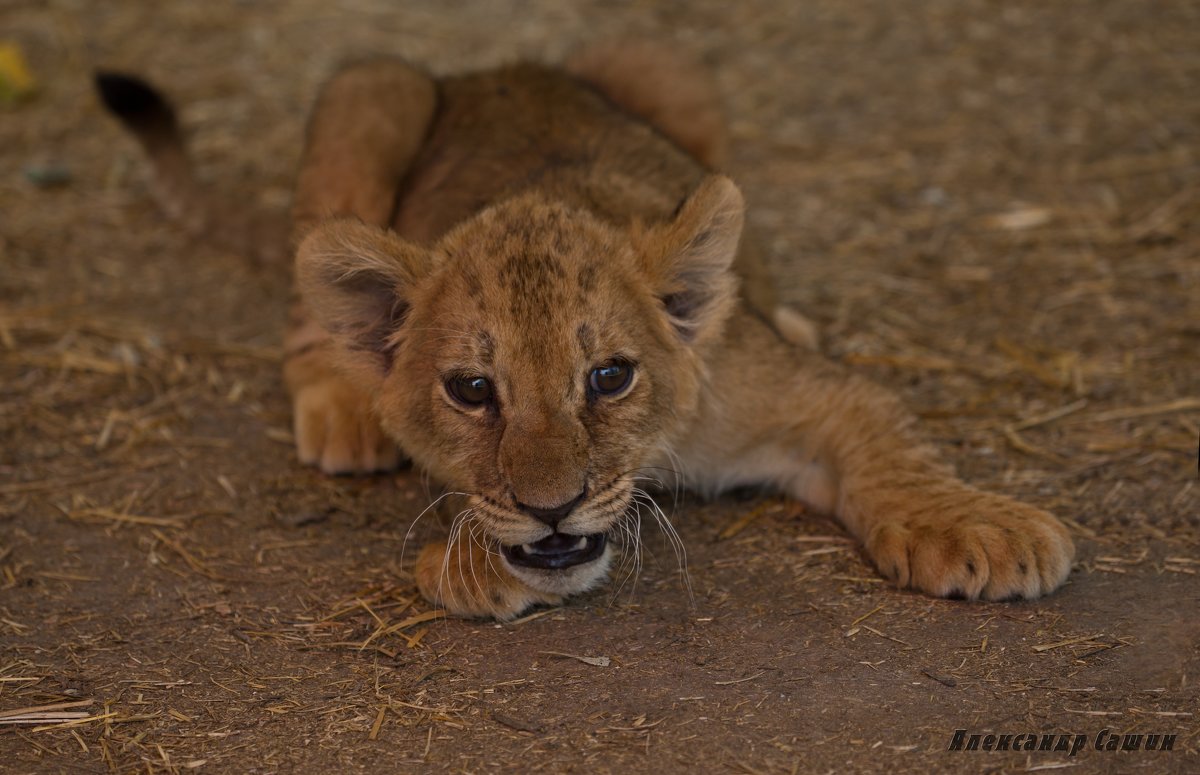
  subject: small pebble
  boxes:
[24,163,73,188]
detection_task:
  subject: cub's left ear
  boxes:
[639,175,744,344]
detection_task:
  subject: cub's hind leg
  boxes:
[285,60,437,474]
[567,42,817,350]
[290,59,437,240]
[565,40,728,169]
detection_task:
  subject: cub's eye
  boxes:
[445,375,493,407]
[589,360,634,397]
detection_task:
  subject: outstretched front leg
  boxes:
[284,59,437,473]
[688,313,1075,600]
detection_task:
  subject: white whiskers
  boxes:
[607,496,643,603]
[434,503,481,610]
[599,477,694,606]
[400,490,472,567]
[631,485,693,605]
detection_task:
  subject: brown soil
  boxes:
[1,1,1197,773]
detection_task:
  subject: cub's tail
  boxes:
[94,72,287,266]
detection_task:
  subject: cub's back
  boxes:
[392,64,706,245]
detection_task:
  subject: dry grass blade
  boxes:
[714,670,766,686]
[0,700,93,720]
[359,610,445,649]
[1071,397,1200,424]
[842,353,960,372]
[1002,425,1067,464]
[850,605,884,627]
[1011,399,1089,431]
[0,713,92,726]
[718,498,787,540]
[1033,633,1107,653]
[368,706,386,740]
[69,508,202,528]
[504,607,562,625]
[32,712,119,732]
[861,625,912,648]
[150,529,220,579]
[981,206,1054,231]
[10,352,129,375]
[541,651,611,667]
[994,337,1071,390]
[0,470,118,495]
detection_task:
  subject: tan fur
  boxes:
[414,539,565,619]
[104,44,1074,620]
[565,39,728,169]
[561,43,810,349]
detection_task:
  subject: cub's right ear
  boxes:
[295,219,432,379]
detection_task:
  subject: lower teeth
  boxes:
[519,537,590,556]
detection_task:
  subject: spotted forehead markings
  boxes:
[475,330,495,362]
[576,260,599,303]
[497,251,569,317]
[577,322,596,358]
[464,270,484,300]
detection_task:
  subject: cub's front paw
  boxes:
[293,378,404,474]
[866,496,1074,601]
[415,540,562,620]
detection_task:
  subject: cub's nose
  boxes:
[516,489,587,528]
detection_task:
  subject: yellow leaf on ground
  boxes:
[0,43,36,103]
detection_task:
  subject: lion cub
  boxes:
[98,43,1073,619]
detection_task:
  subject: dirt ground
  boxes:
[2,1,1198,772]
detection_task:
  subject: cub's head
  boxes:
[297,175,743,597]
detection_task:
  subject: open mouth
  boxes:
[502,533,607,570]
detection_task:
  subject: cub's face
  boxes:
[298,176,743,596]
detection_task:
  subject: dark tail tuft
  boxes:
[93,69,287,266]
[94,71,178,140]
